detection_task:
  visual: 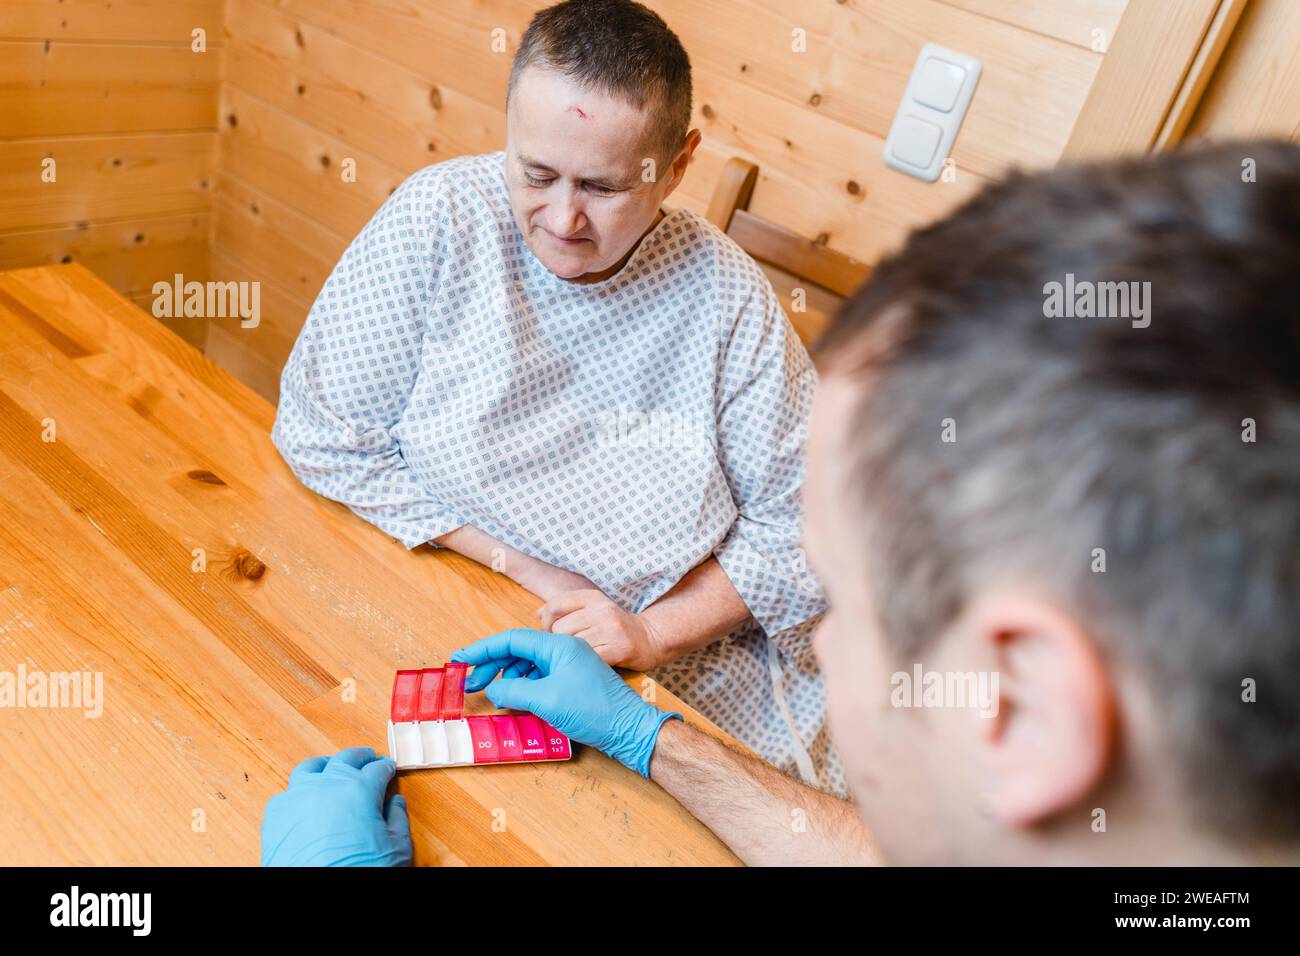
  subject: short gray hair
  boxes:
[507,0,692,165]
[817,139,1300,841]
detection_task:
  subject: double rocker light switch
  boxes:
[883,43,981,183]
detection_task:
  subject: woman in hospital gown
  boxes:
[272,152,843,795]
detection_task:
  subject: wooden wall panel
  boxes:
[214,173,341,309]
[0,41,221,137]
[0,211,209,297]
[208,248,315,347]
[0,0,225,340]
[263,0,522,110]
[218,84,403,246]
[0,133,214,232]
[1,0,224,41]
[937,0,1126,50]
[225,0,505,166]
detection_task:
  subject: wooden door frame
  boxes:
[1063,0,1250,160]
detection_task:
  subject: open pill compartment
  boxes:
[386,662,573,770]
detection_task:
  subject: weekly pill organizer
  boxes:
[387,662,573,770]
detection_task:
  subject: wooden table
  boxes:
[0,264,740,866]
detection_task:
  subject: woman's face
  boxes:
[505,66,693,283]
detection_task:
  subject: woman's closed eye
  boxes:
[524,173,619,196]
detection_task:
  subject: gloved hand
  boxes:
[261,746,411,867]
[451,628,681,778]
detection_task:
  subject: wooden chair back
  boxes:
[704,157,872,345]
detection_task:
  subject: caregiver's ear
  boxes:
[660,128,702,198]
[961,592,1117,828]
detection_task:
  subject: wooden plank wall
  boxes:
[209,0,1129,399]
[1185,0,1300,143]
[0,0,225,349]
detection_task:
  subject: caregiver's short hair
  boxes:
[507,0,692,165]
[816,139,1300,841]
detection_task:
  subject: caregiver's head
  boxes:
[805,139,1300,864]
[505,0,700,282]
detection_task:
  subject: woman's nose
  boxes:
[551,188,586,237]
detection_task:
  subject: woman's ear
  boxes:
[661,128,702,200]
[970,594,1117,828]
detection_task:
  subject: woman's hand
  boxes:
[538,589,668,671]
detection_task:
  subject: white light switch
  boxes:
[914,57,965,112]
[892,116,943,168]
[883,43,981,182]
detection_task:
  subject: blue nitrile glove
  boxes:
[261,746,411,867]
[451,628,681,778]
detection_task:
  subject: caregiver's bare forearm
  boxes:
[639,557,752,658]
[434,525,594,599]
[649,719,882,867]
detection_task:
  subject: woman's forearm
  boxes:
[434,525,594,600]
[639,557,753,660]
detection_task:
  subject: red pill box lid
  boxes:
[391,664,464,723]
[390,669,421,723]
[416,668,444,721]
[442,662,467,719]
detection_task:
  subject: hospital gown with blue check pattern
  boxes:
[271,151,845,796]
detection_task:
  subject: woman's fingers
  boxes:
[590,642,624,666]
[558,618,630,666]
[539,590,599,631]
[549,609,594,638]
[563,625,624,666]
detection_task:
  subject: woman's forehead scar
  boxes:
[566,104,593,120]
